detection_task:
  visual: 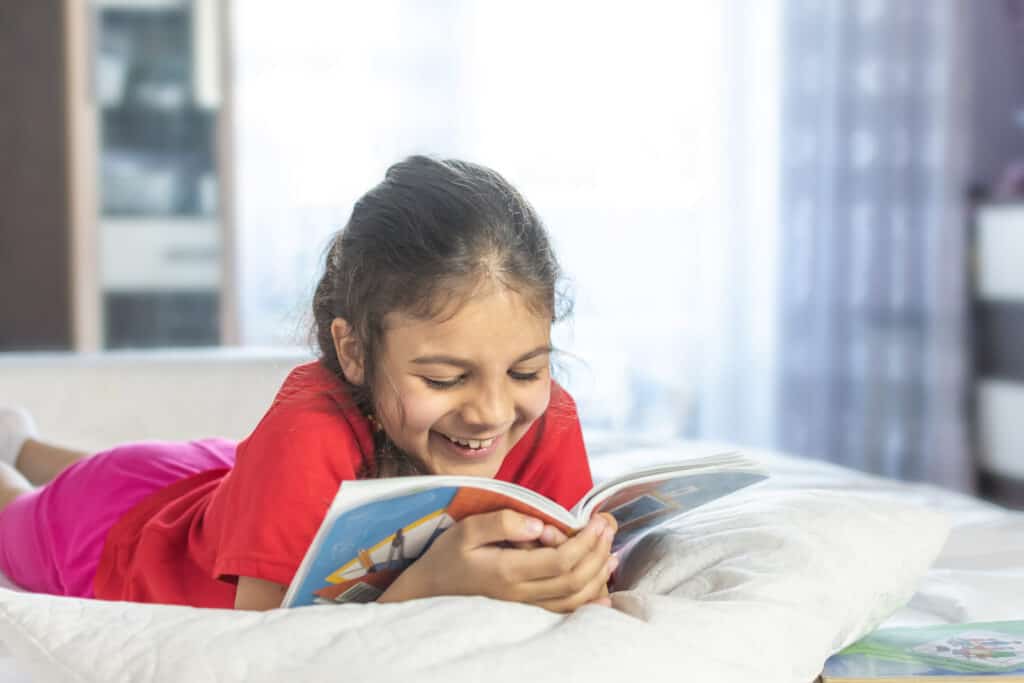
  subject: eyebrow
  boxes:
[411,345,553,368]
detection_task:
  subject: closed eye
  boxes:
[422,376,464,389]
[509,370,541,382]
[422,371,541,389]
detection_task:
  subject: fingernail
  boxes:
[525,518,544,535]
[602,527,614,544]
[590,516,607,536]
[540,526,556,544]
[607,555,620,573]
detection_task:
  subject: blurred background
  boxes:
[2,0,1023,505]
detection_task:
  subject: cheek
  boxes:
[517,380,552,425]
[379,383,448,435]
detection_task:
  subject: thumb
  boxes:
[458,510,545,549]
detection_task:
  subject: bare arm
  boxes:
[234,576,287,611]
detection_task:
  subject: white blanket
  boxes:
[0,444,953,683]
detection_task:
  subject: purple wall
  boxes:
[967,0,1024,191]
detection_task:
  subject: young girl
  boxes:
[0,156,617,613]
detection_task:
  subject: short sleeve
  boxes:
[208,411,366,587]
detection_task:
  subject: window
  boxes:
[232,2,779,438]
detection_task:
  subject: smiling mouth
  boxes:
[437,432,500,450]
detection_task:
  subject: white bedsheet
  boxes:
[0,440,1021,683]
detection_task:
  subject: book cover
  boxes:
[288,486,458,606]
[821,620,1024,681]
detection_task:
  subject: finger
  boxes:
[535,553,618,613]
[526,514,609,581]
[520,523,615,600]
[538,524,568,547]
[600,512,621,555]
[458,510,544,549]
[509,524,565,549]
[490,515,606,584]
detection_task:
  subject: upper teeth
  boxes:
[446,435,497,449]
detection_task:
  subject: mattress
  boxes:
[1,439,1021,682]
[0,571,29,683]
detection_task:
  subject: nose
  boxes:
[461,380,515,432]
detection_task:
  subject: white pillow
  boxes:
[0,489,948,683]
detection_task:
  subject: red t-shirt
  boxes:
[93,361,593,608]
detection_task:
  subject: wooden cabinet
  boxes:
[0,1,73,351]
[0,0,235,352]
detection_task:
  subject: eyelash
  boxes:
[422,371,542,390]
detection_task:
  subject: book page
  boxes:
[588,470,766,551]
[446,487,577,531]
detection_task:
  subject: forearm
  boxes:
[234,576,287,610]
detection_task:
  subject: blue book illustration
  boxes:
[283,452,767,607]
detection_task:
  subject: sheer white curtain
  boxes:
[231,1,780,446]
[776,0,972,490]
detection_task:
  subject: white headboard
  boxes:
[0,349,312,453]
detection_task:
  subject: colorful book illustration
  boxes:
[283,452,766,607]
[821,620,1024,682]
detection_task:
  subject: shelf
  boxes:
[101,217,221,292]
[976,204,1024,301]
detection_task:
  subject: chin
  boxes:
[428,452,505,478]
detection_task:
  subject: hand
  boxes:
[511,512,618,610]
[379,510,618,613]
[513,516,616,605]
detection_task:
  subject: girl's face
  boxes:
[372,286,553,478]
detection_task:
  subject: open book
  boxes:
[821,620,1024,681]
[282,452,767,607]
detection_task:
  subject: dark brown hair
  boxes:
[311,156,572,477]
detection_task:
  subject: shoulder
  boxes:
[544,380,581,427]
[264,361,362,429]
[237,360,374,477]
[271,360,348,410]
[549,380,576,408]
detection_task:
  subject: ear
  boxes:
[330,318,365,385]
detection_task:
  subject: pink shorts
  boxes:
[0,438,236,598]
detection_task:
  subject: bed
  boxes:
[1,436,1021,683]
[0,354,1021,682]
